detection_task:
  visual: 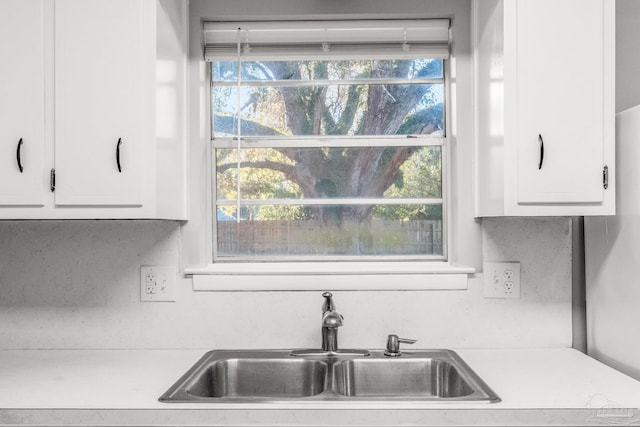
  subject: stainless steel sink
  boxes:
[159,349,500,403]
[187,357,327,398]
[334,352,478,398]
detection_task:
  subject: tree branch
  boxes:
[214,114,287,137]
[217,161,294,175]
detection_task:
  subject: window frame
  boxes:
[182,1,481,288]
[209,55,449,262]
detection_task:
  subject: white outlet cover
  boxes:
[483,261,521,299]
[140,266,177,302]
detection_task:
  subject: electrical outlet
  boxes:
[483,261,521,299]
[140,266,176,302]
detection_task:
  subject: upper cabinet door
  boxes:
[514,0,605,204]
[0,0,46,206]
[54,0,144,206]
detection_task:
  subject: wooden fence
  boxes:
[217,220,442,256]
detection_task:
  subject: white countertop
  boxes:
[0,348,639,426]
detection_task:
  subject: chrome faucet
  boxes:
[321,292,343,352]
[290,291,369,356]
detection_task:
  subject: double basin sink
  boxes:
[159,349,500,403]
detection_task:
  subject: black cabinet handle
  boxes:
[116,138,122,173]
[538,134,544,170]
[16,138,24,173]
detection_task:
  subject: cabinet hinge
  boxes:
[603,165,609,190]
[50,168,55,192]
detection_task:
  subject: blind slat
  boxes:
[203,19,450,61]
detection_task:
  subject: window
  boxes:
[207,20,450,261]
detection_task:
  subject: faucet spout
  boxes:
[321,322,340,352]
[321,292,343,352]
[290,291,369,357]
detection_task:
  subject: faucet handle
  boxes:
[322,291,335,313]
[384,334,417,357]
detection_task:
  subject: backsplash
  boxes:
[0,218,571,349]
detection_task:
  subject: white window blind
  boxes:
[203,19,450,61]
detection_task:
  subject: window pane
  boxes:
[213,83,443,137]
[212,59,444,82]
[210,55,447,261]
[216,146,442,200]
[215,204,443,257]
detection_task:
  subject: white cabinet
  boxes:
[0,0,187,219]
[54,0,144,206]
[0,0,46,206]
[474,0,615,216]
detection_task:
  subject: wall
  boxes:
[616,0,640,113]
[0,0,573,350]
[578,0,640,381]
[584,107,640,381]
[0,218,571,349]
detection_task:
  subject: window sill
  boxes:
[185,262,474,291]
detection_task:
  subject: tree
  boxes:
[214,58,443,225]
